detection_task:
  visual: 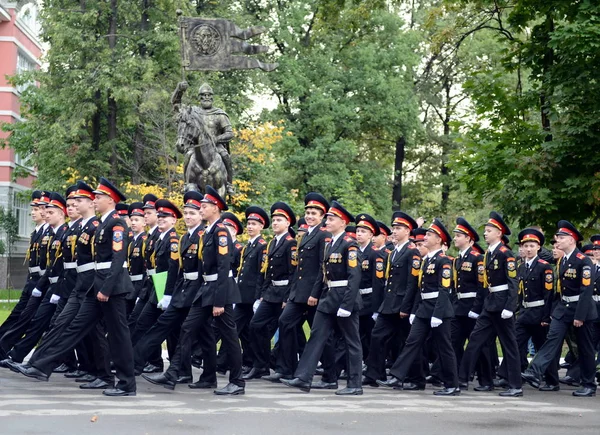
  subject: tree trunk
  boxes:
[540,13,554,142]
[107,0,118,174]
[392,136,406,211]
[440,78,452,214]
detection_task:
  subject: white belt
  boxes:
[64,262,77,270]
[522,300,545,308]
[203,271,233,282]
[593,295,600,302]
[147,268,156,276]
[562,295,579,303]
[360,287,373,295]
[49,277,59,284]
[489,284,509,292]
[272,280,289,286]
[421,291,439,300]
[130,274,144,282]
[76,262,95,273]
[184,272,199,280]
[29,266,41,274]
[327,280,348,288]
[457,292,477,299]
[39,269,46,276]
[95,261,127,270]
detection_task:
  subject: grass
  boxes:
[0,302,17,324]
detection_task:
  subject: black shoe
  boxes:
[6,359,25,374]
[338,370,348,380]
[18,365,49,381]
[281,377,311,393]
[315,367,324,376]
[188,380,217,389]
[103,388,136,397]
[216,366,228,375]
[402,382,426,391]
[142,363,163,374]
[141,373,176,390]
[493,378,509,388]
[75,374,97,383]
[458,381,468,390]
[376,377,402,389]
[311,380,338,389]
[262,372,288,383]
[521,371,541,389]
[426,375,443,387]
[214,382,245,395]
[362,376,379,388]
[433,387,461,396]
[191,357,203,369]
[559,375,580,387]
[52,363,72,373]
[539,384,559,392]
[499,388,523,397]
[176,376,192,384]
[242,368,270,380]
[80,378,110,389]
[572,387,596,397]
[336,387,363,395]
[0,358,13,369]
[64,369,87,378]
[474,385,494,392]
[242,365,252,375]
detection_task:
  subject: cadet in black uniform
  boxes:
[246,202,297,380]
[523,221,598,397]
[265,193,332,383]
[282,201,363,395]
[18,178,136,396]
[222,212,244,275]
[379,219,459,396]
[370,222,392,327]
[126,202,147,315]
[458,212,523,397]
[143,186,244,395]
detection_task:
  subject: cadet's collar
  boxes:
[148,225,158,235]
[459,247,470,258]
[427,248,442,259]
[307,225,318,234]
[159,227,173,240]
[526,256,538,268]
[80,215,94,228]
[396,240,409,252]
[188,224,200,236]
[248,235,259,245]
[34,224,44,232]
[100,209,115,223]
[205,220,218,234]
[563,249,575,261]
[488,241,501,254]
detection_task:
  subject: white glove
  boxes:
[253,299,261,313]
[430,317,443,328]
[49,294,60,304]
[409,314,415,324]
[135,297,140,304]
[501,309,513,319]
[158,295,172,310]
[468,311,479,319]
[32,289,42,297]
[336,308,351,317]
[372,312,379,321]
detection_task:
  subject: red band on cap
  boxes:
[429,224,448,243]
[487,218,504,233]
[305,200,326,212]
[413,233,425,241]
[521,235,541,244]
[49,199,66,215]
[185,199,202,208]
[247,213,265,225]
[593,240,600,246]
[357,220,376,233]
[454,224,474,239]
[273,208,291,222]
[223,218,239,233]
[328,207,350,225]
[157,207,176,218]
[131,208,144,215]
[299,223,309,230]
[204,194,224,210]
[74,189,95,200]
[144,200,156,208]
[392,217,413,230]
[558,227,578,240]
[95,185,120,203]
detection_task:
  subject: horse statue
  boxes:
[176,105,227,198]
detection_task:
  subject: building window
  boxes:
[16,53,36,94]
[13,194,33,238]
[17,3,41,39]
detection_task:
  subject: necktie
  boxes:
[526,263,530,274]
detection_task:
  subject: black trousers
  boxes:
[8,299,58,362]
[497,321,548,378]
[217,303,255,368]
[359,314,375,362]
[390,317,458,388]
[365,313,415,382]
[277,301,320,377]
[0,293,43,353]
[127,297,147,331]
[166,303,243,386]
[459,310,522,389]
[295,310,363,388]
[0,279,35,343]
[529,319,596,389]
[249,301,283,370]
[565,321,600,380]
[31,295,135,391]
[133,305,190,375]
[130,301,164,368]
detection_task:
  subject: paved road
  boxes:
[1,366,598,435]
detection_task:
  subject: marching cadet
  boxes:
[522,221,598,397]
[222,212,244,275]
[126,202,147,315]
[296,217,309,242]
[130,198,181,372]
[458,212,523,397]
[143,186,245,395]
[370,221,392,325]
[136,193,204,385]
[0,191,47,344]
[379,219,459,395]
[116,203,131,227]
[412,228,428,257]
[265,193,332,384]
[497,228,555,389]
[18,177,137,397]
[0,192,68,365]
[281,201,363,395]
[591,235,600,379]
[363,212,422,389]
[245,202,297,380]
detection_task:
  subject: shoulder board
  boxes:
[92,221,99,227]
[576,252,586,260]
[444,254,454,260]
[216,223,225,228]
[197,229,204,236]
[385,248,392,254]
[320,226,327,232]
[128,231,133,237]
[499,246,509,253]
[344,236,353,242]
[142,235,147,240]
[259,238,267,245]
[324,237,332,242]
[235,242,242,249]
[413,254,421,259]
[470,250,480,256]
[348,246,358,251]
[537,259,548,264]
[169,230,177,237]
[286,235,293,241]
[114,225,124,231]
[112,213,119,219]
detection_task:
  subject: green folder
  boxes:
[152,271,168,300]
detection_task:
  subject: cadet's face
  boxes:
[157,216,176,231]
[592,249,600,263]
[424,231,441,250]
[391,225,409,243]
[416,241,428,257]
[45,208,63,226]
[200,203,218,221]
[183,208,202,229]
[325,215,344,234]
[453,232,470,250]
[356,227,372,245]
[66,199,80,220]
[521,241,539,259]
[30,206,43,224]
[226,225,237,239]
[93,193,112,213]
[483,226,502,244]
[272,216,290,235]
[552,244,563,259]
[555,234,575,252]
[304,208,323,227]
[130,216,145,233]
[246,220,263,238]
[144,209,158,227]
[373,234,386,248]
[75,197,94,215]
